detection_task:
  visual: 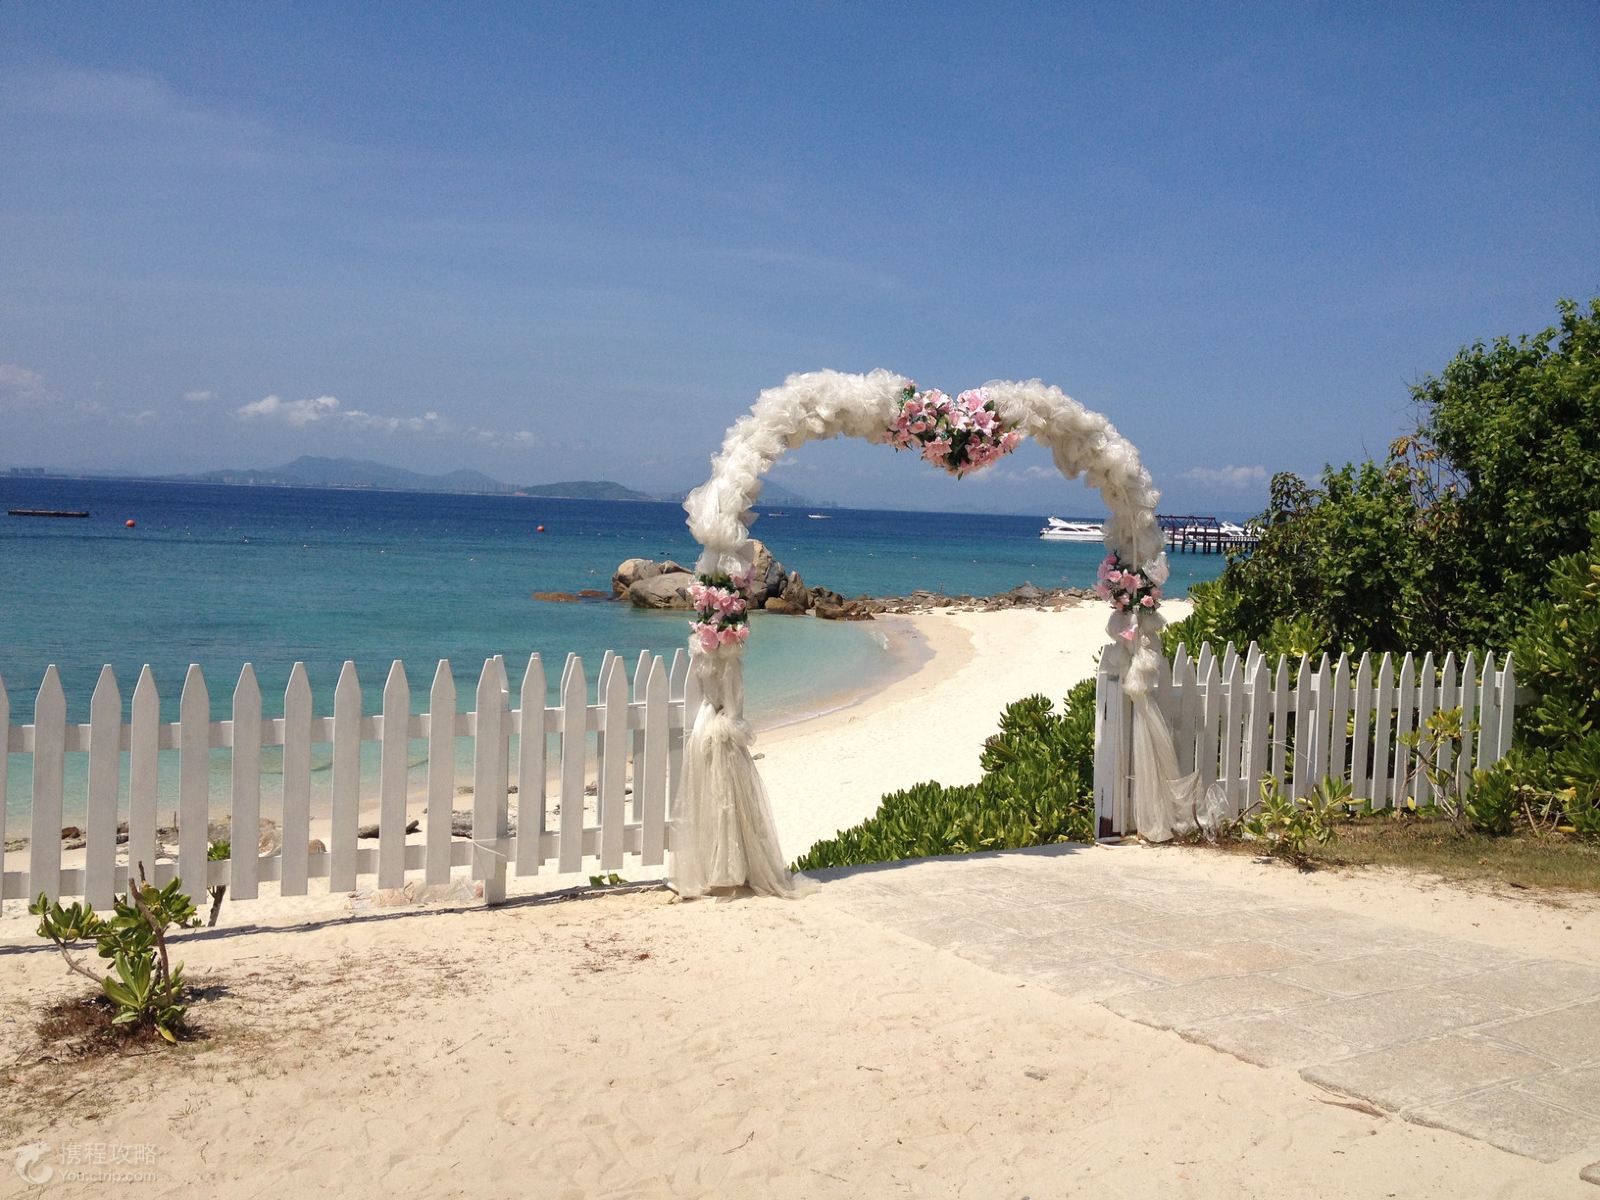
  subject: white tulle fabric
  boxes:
[671,370,1199,898]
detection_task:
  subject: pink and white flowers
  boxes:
[1096,553,1161,640]
[688,572,753,653]
[884,384,1024,477]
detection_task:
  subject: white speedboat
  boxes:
[1039,517,1104,542]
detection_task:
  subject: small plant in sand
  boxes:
[30,870,202,1044]
[1241,775,1345,867]
[1399,706,1476,830]
[206,839,230,927]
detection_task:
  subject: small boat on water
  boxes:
[8,509,90,518]
[807,513,830,520]
[1038,517,1103,542]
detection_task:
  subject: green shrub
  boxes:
[31,874,201,1044]
[1507,513,1600,839]
[1240,776,1345,866]
[795,679,1098,871]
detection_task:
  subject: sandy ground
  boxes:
[759,601,1142,861]
[3,602,1597,1197]
[1,877,1592,1199]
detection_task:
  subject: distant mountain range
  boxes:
[178,455,812,505]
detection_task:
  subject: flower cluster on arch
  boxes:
[688,571,753,652]
[884,385,1024,477]
[1097,554,1162,640]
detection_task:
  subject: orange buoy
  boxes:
[125,519,137,528]
[536,524,546,533]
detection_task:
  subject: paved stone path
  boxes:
[815,843,1600,1176]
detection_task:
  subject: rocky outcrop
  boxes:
[532,589,611,603]
[626,572,697,609]
[614,548,1093,618]
[612,557,689,598]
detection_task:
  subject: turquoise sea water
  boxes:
[2,478,1225,823]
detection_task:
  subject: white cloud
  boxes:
[183,389,215,403]
[0,363,47,408]
[469,426,537,449]
[344,406,450,435]
[235,394,541,446]
[237,394,343,427]
[237,393,453,435]
[1182,464,1268,489]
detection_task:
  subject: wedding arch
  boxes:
[671,369,1197,898]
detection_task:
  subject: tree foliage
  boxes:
[1167,298,1600,661]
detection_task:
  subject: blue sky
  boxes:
[2,3,1596,515]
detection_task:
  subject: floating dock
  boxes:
[1157,514,1259,554]
[7,509,91,518]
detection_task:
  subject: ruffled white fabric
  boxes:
[670,370,1196,898]
[670,641,817,899]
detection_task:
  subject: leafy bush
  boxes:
[31,875,201,1044]
[1507,513,1600,839]
[1240,776,1346,866]
[795,679,1098,870]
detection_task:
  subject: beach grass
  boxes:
[1215,813,1600,896]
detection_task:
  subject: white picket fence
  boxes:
[1,649,698,911]
[1094,642,1518,837]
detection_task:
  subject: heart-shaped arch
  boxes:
[671,369,1198,898]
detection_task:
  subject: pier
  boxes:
[1157,513,1259,554]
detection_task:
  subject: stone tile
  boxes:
[1269,950,1475,998]
[1520,1064,1600,1120]
[1475,1002,1600,1067]
[1104,974,1326,1031]
[1272,986,1524,1058]
[889,915,1001,951]
[1113,915,1282,950]
[1030,960,1165,1003]
[1410,1087,1600,1164]
[1082,900,1192,931]
[1447,961,1600,1012]
[1186,1012,1357,1069]
[1301,1035,1555,1113]
[1262,920,1422,960]
[977,901,1103,938]
[1119,939,1309,984]
[1420,937,1532,968]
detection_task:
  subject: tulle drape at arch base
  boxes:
[670,370,1199,898]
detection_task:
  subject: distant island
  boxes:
[6,455,813,506]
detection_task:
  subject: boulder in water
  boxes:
[627,572,697,609]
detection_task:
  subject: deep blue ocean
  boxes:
[2,478,1225,822]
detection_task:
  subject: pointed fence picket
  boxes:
[1,650,689,910]
[1095,641,1521,838]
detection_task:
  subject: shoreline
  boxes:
[757,602,1166,860]
[749,612,942,735]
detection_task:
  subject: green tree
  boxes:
[1402,297,1600,649]
[1166,461,1425,658]
[1169,298,1600,660]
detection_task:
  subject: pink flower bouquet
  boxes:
[884,385,1024,477]
[688,572,752,653]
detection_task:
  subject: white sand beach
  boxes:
[757,601,1129,858]
[3,602,1598,1197]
